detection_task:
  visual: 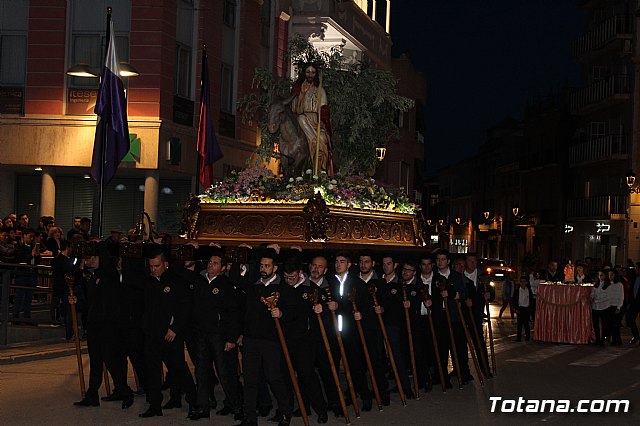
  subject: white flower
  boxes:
[320,171,327,175]
[289,177,294,182]
[330,179,337,185]
[313,175,318,180]
[327,184,334,190]
[296,176,303,182]
[305,169,312,175]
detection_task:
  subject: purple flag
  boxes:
[91,20,130,185]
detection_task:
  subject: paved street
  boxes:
[1,307,639,426]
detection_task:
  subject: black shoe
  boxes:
[514,337,522,342]
[234,411,244,421]
[133,388,145,395]
[268,413,283,423]
[277,414,292,426]
[237,421,258,426]
[101,393,122,402]
[139,406,162,418]
[162,399,182,409]
[292,408,302,417]
[122,394,134,409]
[73,397,99,407]
[317,412,328,423]
[362,398,372,412]
[217,406,234,416]
[258,406,272,417]
[189,411,210,420]
[405,390,415,400]
[187,405,199,419]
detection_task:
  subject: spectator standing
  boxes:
[591,271,611,347]
[606,269,625,346]
[499,273,515,320]
[46,226,64,257]
[12,229,39,322]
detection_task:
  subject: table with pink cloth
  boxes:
[533,282,595,344]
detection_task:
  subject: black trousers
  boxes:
[386,324,411,392]
[516,306,531,339]
[313,331,341,410]
[434,319,469,380]
[85,323,133,401]
[411,319,433,387]
[287,336,327,415]
[627,302,640,339]
[242,336,292,422]
[194,331,242,414]
[144,334,196,409]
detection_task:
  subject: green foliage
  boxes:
[237,36,414,175]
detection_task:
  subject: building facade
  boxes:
[0,0,423,235]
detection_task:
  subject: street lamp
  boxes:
[626,170,640,193]
[483,211,491,221]
[376,147,387,162]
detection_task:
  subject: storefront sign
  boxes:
[0,86,24,114]
[67,88,98,115]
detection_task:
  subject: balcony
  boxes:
[570,74,631,114]
[569,134,630,166]
[567,195,627,219]
[572,15,632,60]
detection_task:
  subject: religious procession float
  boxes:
[180,37,424,250]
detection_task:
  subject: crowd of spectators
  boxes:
[0,213,92,326]
[498,258,640,347]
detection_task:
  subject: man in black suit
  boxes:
[138,249,197,418]
[434,249,470,385]
[544,260,565,282]
[327,252,389,411]
[190,251,243,420]
[240,249,295,426]
[462,253,492,377]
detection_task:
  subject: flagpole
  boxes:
[193,45,205,195]
[98,7,112,238]
[91,7,111,238]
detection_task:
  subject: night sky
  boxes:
[390,0,585,173]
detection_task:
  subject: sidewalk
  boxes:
[0,337,87,365]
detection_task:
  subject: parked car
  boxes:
[479,259,516,300]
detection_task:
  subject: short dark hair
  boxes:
[381,253,397,263]
[419,253,434,263]
[260,248,278,264]
[464,252,477,260]
[283,256,302,274]
[335,251,352,263]
[435,248,450,259]
[402,260,417,270]
[149,248,167,262]
[18,213,28,219]
[80,217,91,224]
[359,249,375,261]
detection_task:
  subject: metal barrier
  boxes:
[0,261,55,346]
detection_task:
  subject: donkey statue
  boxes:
[267,93,310,179]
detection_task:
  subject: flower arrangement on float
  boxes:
[199,166,416,214]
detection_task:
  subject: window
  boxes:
[70,34,129,87]
[220,63,233,113]
[261,0,271,47]
[0,35,26,84]
[589,121,606,141]
[175,44,192,97]
[224,0,237,28]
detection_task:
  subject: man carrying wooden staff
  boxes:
[328,252,388,414]
[281,257,328,424]
[420,285,447,393]
[239,250,294,426]
[462,253,493,379]
[348,288,383,411]
[368,282,407,406]
[374,257,415,401]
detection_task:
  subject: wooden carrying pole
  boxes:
[421,288,447,393]
[441,294,463,389]
[484,283,497,376]
[325,288,360,419]
[402,285,420,400]
[348,289,382,411]
[311,290,351,424]
[65,274,86,398]
[455,301,484,387]
[368,284,407,406]
[261,293,310,426]
[467,304,491,379]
